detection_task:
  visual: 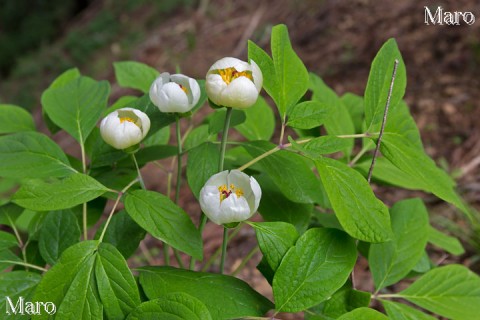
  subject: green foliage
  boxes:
[114,61,160,93]
[0,104,35,133]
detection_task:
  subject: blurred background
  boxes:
[1,0,479,317]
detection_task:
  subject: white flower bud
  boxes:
[205,57,263,109]
[199,170,262,225]
[149,73,201,113]
[100,108,150,150]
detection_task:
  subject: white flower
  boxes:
[205,57,263,109]
[199,170,262,225]
[149,72,201,113]
[100,108,150,150]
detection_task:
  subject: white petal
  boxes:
[130,108,151,138]
[249,176,262,213]
[199,186,223,225]
[157,82,191,113]
[217,195,252,224]
[204,170,229,188]
[208,57,250,73]
[219,77,259,109]
[149,73,170,108]
[250,59,263,93]
[205,74,228,106]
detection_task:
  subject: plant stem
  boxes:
[79,141,88,240]
[337,133,375,139]
[232,246,260,276]
[367,59,399,183]
[349,145,371,167]
[6,214,28,266]
[201,226,241,272]
[174,249,185,268]
[375,293,401,299]
[132,153,146,189]
[220,227,228,274]
[0,260,47,273]
[219,107,233,172]
[175,115,182,204]
[278,120,286,146]
[189,213,208,270]
[98,178,139,242]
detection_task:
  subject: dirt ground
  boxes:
[31,0,480,318]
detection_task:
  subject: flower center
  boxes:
[217,67,253,85]
[218,184,244,202]
[119,117,136,123]
[178,83,188,94]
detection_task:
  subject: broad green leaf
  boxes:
[249,221,299,271]
[309,73,355,157]
[0,203,23,226]
[369,198,429,289]
[114,61,160,93]
[133,145,177,165]
[42,76,110,143]
[0,132,75,179]
[244,140,324,204]
[316,157,392,242]
[85,127,129,168]
[0,231,17,251]
[0,249,23,272]
[0,104,35,133]
[13,173,110,211]
[248,40,279,107]
[381,133,470,217]
[412,251,432,274]
[236,96,275,140]
[33,241,102,320]
[428,226,464,256]
[341,93,364,133]
[38,210,81,266]
[398,264,480,319]
[208,109,246,134]
[309,283,371,319]
[142,125,170,147]
[273,228,357,312]
[139,266,273,319]
[385,101,423,150]
[95,243,142,319]
[0,271,42,318]
[126,293,212,320]
[271,24,309,117]
[256,174,313,233]
[382,300,437,320]
[289,136,352,159]
[337,308,388,320]
[125,190,202,260]
[94,210,145,259]
[104,95,139,116]
[186,142,219,199]
[287,101,332,129]
[184,125,216,151]
[364,38,406,131]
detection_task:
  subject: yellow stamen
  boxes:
[119,117,135,123]
[217,67,253,85]
[218,183,244,202]
[178,84,188,94]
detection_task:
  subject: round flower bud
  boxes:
[149,72,201,113]
[205,57,263,109]
[199,170,262,225]
[100,108,150,150]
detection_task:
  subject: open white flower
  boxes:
[199,170,262,225]
[100,108,150,150]
[149,73,201,113]
[205,57,263,109]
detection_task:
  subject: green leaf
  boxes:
[114,61,160,93]
[184,125,215,151]
[398,264,480,319]
[248,40,279,107]
[32,241,102,320]
[85,127,129,168]
[287,101,332,129]
[341,93,364,133]
[142,125,170,147]
[364,38,406,131]
[337,308,388,320]
[13,173,110,211]
[273,228,357,312]
[236,96,275,140]
[309,73,355,157]
[208,109,246,134]
[0,203,24,226]
[186,142,220,199]
[95,243,142,319]
[0,231,17,251]
[133,145,177,165]
[0,132,75,179]
[0,271,42,318]
[244,140,324,204]
[316,157,392,242]
[104,95,139,116]
[369,198,429,289]
[94,210,145,259]
[139,266,273,319]
[42,76,110,143]
[289,136,352,159]
[50,68,81,89]
[0,249,23,272]
[0,104,35,133]
[428,226,464,256]
[382,300,437,320]
[271,24,309,117]
[126,293,212,320]
[412,251,432,274]
[124,190,202,260]
[38,210,81,266]
[380,133,470,217]
[249,222,299,271]
[385,101,423,150]
[256,174,313,233]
